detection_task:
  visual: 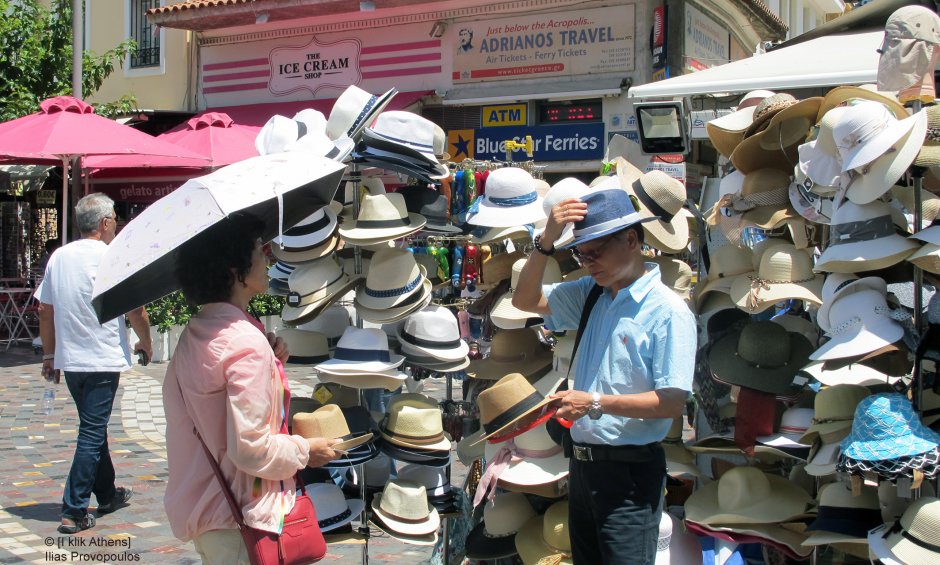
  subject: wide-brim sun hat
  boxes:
[559,188,656,249]
[705,90,775,158]
[465,492,536,560]
[816,85,909,123]
[809,289,906,362]
[870,496,940,565]
[627,170,689,253]
[798,105,850,189]
[800,361,899,387]
[817,273,888,332]
[814,200,918,273]
[729,243,823,314]
[908,241,940,274]
[732,97,822,174]
[835,100,922,173]
[708,321,814,396]
[684,465,813,525]
[514,501,571,565]
[339,192,427,244]
[466,167,546,228]
[845,111,928,205]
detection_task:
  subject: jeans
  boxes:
[61,371,120,519]
[568,444,666,565]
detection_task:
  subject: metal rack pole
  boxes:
[909,100,926,437]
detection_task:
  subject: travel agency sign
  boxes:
[452,5,634,83]
[269,38,361,95]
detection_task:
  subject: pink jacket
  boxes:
[163,302,309,541]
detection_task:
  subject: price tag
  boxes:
[504,238,516,254]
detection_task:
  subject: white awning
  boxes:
[443,76,625,105]
[628,30,884,99]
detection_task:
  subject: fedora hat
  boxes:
[315,326,404,373]
[397,305,469,362]
[815,200,918,273]
[326,85,396,141]
[705,90,776,158]
[466,492,535,560]
[560,188,655,249]
[479,250,526,288]
[361,112,449,178]
[709,321,813,396]
[292,404,374,452]
[305,482,365,533]
[627,171,689,253]
[840,393,940,461]
[816,273,888,332]
[339,192,426,244]
[844,114,929,206]
[466,328,552,381]
[272,203,340,260]
[515,501,571,565]
[380,393,451,451]
[355,247,429,311]
[732,96,822,174]
[321,406,383,468]
[694,245,754,308]
[276,328,330,365]
[267,260,296,283]
[809,289,907,361]
[466,167,546,228]
[255,111,352,160]
[395,185,460,233]
[469,225,532,245]
[281,258,361,325]
[803,483,881,545]
[661,417,701,478]
[396,464,456,514]
[370,479,440,536]
[491,256,562,330]
[870,496,940,565]
[380,440,451,467]
[685,465,813,525]
[649,256,693,302]
[542,177,593,247]
[476,373,555,442]
[399,348,469,372]
[728,243,822,314]
[798,106,851,190]
[295,304,349,348]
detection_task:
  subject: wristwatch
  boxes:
[587,392,603,420]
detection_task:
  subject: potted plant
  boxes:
[144,292,199,362]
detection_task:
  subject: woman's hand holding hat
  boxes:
[306,437,343,468]
[543,198,587,248]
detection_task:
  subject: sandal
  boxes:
[97,487,133,515]
[58,514,95,535]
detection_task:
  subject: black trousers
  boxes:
[568,443,666,565]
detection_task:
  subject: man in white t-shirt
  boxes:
[38,193,152,535]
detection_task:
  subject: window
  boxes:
[129,0,160,69]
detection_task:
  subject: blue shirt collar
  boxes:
[619,262,661,303]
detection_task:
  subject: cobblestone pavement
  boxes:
[0,344,467,564]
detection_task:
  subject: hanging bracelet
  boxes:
[534,234,556,256]
[42,354,54,361]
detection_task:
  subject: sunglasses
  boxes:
[571,234,619,266]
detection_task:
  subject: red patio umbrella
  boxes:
[0,96,209,241]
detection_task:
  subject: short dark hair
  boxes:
[176,214,265,306]
[612,225,644,245]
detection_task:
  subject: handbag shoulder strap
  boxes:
[566,283,603,380]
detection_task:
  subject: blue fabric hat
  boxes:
[559,189,657,249]
[840,393,940,461]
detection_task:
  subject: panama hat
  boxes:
[475,373,555,442]
[339,192,426,244]
[478,250,526,289]
[370,479,440,536]
[871,495,940,565]
[815,200,918,273]
[396,464,457,514]
[844,113,929,205]
[395,185,460,233]
[361,111,449,178]
[255,110,352,160]
[694,244,754,307]
[709,321,813,396]
[272,207,340,262]
[469,225,532,245]
[268,260,295,284]
[515,501,571,565]
[295,304,349,348]
[291,404,374,452]
[276,328,330,365]
[742,93,798,137]
[685,466,813,525]
[466,167,545,228]
[817,273,888,332]
[491,257,562,330]
[705,90,776,158]
[326,85,396,141]
[840,393,940,461]
[281,258,361,325]
[466,492,535,560]
[380,441,451,468]
[798,106,850,190]
[626,171,689,253]
[605,133,652,171]
[810,289,907,361]
[728,243,822,314]
[909,240,940,274]
[305,483,365,533]
[559,188,656,249]
[315,326,404,374]
[466,328,552,380]
[802,483,882,546]
[732,96,822,174]
[379,393,451,451]
[354,247,428,310]
[396,305,468,362]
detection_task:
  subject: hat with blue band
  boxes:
[559,189,656,249]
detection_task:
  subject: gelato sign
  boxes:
[270,38,361,96]
[452,6,634,83]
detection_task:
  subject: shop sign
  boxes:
[651,67,669,82]
[482,104,527,127]
[647,160,686,184]
[269,38,361,96]
[651,6,668,70]
[452,6,634,83]
[95,181,184,203]
[683,4,729,71]
[35,190,56,206]
[448,123,604,161]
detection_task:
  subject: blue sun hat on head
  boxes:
[840,393,940,461]
[559,188,657,249]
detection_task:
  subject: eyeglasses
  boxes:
[571,234,618,266]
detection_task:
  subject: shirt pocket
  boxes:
[608,318,654,394]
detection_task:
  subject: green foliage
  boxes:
[96,94,141,120]
[249,293,285,317]
[146,291,199,333]
[0,0,138,122]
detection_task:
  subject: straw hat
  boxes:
[892,186,940,226]
[742,93,798,138]
[396,464,456,514]
[708,321,813,396]
[338,192,426,244]
[476,373,555,441]
[705,90,776,158]
[380,393,451,451]
[466,492,536,560]
[798,383,872,445]
[809,289,906,362]
[684,466,813,525]
[482,419,568,487]
[816,85,908,123]
[276,328,330,365]
[466,328,552,381]
[817,273,888,332]
[708,168,795,246]
[605,133,653,171]
[268,260,295,283]
[370,479,440,536]
[469,225,532,245]
[869,496,940,565]
[814,200,918,273]
[315,326,404,373]
[295,304,349,348]
[661,418,701,477]
[914,104,940,168]
[515,501,571,565]
[326,85,396,141]
[281,258,361,326]
[694,244,754,308]
[355,247,429,311]
[840,393,940,461]
[732,96,822,174]
[728,243,822,314]
[686,520,815,559]
[627,170,690,253]
[396,305,469,362]
[649,256,693,302]
[844,113,929,206]
[491,257,562,330]
[803,483,881,546]
[466,167,545,228]
[480,251,526,288]
[305,483,365,533]
[291,404,373,451]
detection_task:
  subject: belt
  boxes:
[572,442,660,463]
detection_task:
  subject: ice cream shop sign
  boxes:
[270,38,361,95]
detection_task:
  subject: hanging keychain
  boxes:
[462,244,479,287]
[457,304,472,340]
[451,244,464,289]
[428,243,449,283]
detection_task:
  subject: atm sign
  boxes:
[482,104,527,127]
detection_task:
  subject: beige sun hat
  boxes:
[380,392,451,451]
[475,373,555,442]
[694,244,754,307]
[869,496,940,565]
[291,404,374,452]
[732,96,822,174]
[627,170,690,253]
[482,413,568,490]
[802,482,882,546]
[649,256,693,302]
[466,328,552,381]
[371,479,441,536]
[661,417,701,477]
[816,85,908,123]
[684,466,813,525]
[515,500,571,565]
[798,383,872,445]
[815,200,918,273]
[491,257,562,330]
[705,90,776,158]
[338,192,427,244]
[707,168,795,246]
[281,257,362,326]
[465,492,537,560]
[729,243,822,314]
[480,250,526,289]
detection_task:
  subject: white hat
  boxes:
[756,407,814,450]
[354,248,432,324]
[465,492,536,560]
[542,177,592,247]
[482,421,568,487]
[396,305,469,362]
[491,257,562,330]
[295,304,349,347]
[789,167,836,224]
[361,111,449,178]
[326,85,396,141]
[277,328,330,365]
[809,289,906,361]
[371,479,441,536]
[833,101,922,173]
[315,326,405,374]
[800,361,900,387]
[267,260,295,282]
[816,273,888,332]
[655,512,703,565]
[281,258,360,325]
[466,167,546,228]
[339,192,426,244]
[305,482,365,532]
[844,111,928,205]
[814,200,917,273]
[868,496,940,565]
[255,111,352,160]
[271,204,339,263]
[798,106,849,189]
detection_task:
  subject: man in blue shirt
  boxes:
[513,187,696,564]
